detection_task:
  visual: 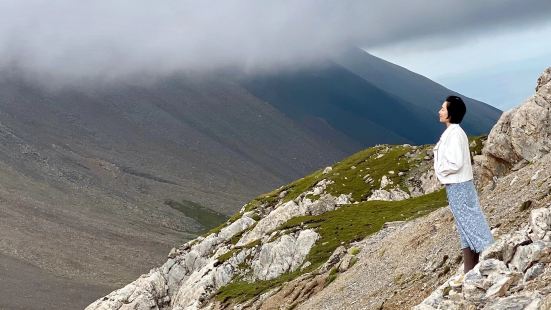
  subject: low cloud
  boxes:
[1,0,550,86]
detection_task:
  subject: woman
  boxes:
[433,95,494,283]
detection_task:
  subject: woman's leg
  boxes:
[462,247,480,273]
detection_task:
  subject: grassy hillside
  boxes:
[208,135,487,304]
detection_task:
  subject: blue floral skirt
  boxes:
[445,179,494,253]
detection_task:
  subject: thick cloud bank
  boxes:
[1,0,550,86]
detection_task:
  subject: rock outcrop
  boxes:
[414,205,551,309]
[85,214,257,309]
[86,182,350,310]
[251,229,319,281]
[235,180,349,247]
[475,67,551,188]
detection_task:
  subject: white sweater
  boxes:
[432,123,474,184]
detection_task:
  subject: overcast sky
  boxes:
[367,20,551,111]
[1,0,550,109]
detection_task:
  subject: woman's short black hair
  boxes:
[445,95,466,124]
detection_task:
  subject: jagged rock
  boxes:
[480,223,533,264]
[367,188,410,201]
[168,247,180,259]
[236,200,303,246]
[363,174,373,184]
[380,175,392,188]
[484,273,521,299]
[408,168,442,198]
[86,269,169,310]
[312,186,324,196]
[509,240,551,272]
[251,229,319,281]
[523,262,545,283]
[218,216,257,241]
[503,228,532,264]
[320,246,347,273]
[412,273,464,309]
[337,253,355,272]
[478,259,509,276]
[301,178,334,197]
[236,192,348,247]
[482,290,546,309]
[480,237,507,261]
[172,248,253,310]
[476,67,551,187]
[462,261,522,303]
[529,207,551,241]
[334,193,352,205]
[171,257,238,309]
[86,214,256,310]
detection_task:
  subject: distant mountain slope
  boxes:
[333,47,501,135]
[238,62,435,146]
[238,48,501,147]
[0,73,349,213]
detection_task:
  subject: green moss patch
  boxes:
[248,144,432,211]
[349,246,360,255]
[325,267,338,287]
[323,145,417,201]
[216,267,304,303]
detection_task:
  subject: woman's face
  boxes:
[439,101,450,124]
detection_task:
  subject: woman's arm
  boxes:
[437,131,464,176]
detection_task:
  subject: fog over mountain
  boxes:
[1,0,550,87]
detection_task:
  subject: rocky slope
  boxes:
[414,204,551,309]
[86,68,549,310]
[85,129,454,309]
[411,67,551,310]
